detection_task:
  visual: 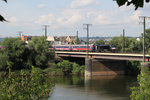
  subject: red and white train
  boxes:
[50,44,116,52]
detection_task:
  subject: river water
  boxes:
[48,76,136,100]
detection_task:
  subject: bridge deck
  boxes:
[55,51,150,61]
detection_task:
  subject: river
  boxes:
[48,76,137,100]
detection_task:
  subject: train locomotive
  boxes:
[51,44,116,52]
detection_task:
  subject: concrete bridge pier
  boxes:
[85,58,126,76]
[92,60,126,76]
[85,58,92,77]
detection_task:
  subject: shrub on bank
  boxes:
[57,60,72,76]
[130,70,150,100]
[42,67,63,76]
[0,67,54,100]
[56,60,85,76]
[126,61,140,75]
[72,63,85,75]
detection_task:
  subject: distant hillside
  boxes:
[79,36,139,41]
[79,37,112,41]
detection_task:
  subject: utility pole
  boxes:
[76,31,79,44]
[83,24,92,59]
[139,16,150,62]
[122,29,125,53]
[43,25,49,38]
[77,31,78,38]
[18,31,23,37]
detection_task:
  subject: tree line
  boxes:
[0,37,53,72]
[95,28,150,53]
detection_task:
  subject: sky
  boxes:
[0,0,150,37]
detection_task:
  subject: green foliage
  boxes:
[42,67,63,75]
[57,60,72,75]
[126,61,140,75]
[0,37,54,71]
[80,65,85,74]
[115,0,146,10]
[130,71,150,100]
[1,38,30,70]
[108,36,142,53]
[72,63,85,75]
[72,63,80,74]
[0,52,8,70]
[56,60,85,76]
[141,28,150,53]
[94,39,105,45]
[28,37,52,69]
[108,36,122,51]
[125,38,142,53]
[0,67,54,100]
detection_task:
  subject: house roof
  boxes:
[47,36,55,41]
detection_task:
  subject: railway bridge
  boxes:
[55,51,150,76]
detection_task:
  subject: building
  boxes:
[21,36,41,43]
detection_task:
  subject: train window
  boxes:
[73,46,79,48]
[55,46,69,48]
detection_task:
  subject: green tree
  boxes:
[108,36,142,53]
[141,28,150,53]
[28,37,52,69]
[1,38,30,70]
[72,63,85,75]
[94,39,105,45]
[108,36,122,51]
[0,53,8,70]
[57,60,72,75]
[125,38,142,53]
[115,0,150,10]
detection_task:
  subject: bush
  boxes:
[126,61,140,75]
[72,63,85,75]
[0,53,8,70]
[0,67,54,100]
[57,60,72,75]
[72,63,80,74]
[130,71,150,100]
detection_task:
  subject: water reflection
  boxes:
[49,76,136,100]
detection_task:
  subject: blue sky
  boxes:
[0,0,150,37]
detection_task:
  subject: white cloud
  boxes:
[57,8,82,25]
[123,10,141,24]
[70,0,96,8]
[93,13,113,25]
[59,14,82,25]
[37,4,47,8]
[35,14,55,25]
[9,17,17,23]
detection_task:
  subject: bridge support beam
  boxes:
[85,58,92,77]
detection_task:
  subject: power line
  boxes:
[43,25,49,38]
[139,16,150,62]
[122,29,125,53]
[83,24,92,59]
